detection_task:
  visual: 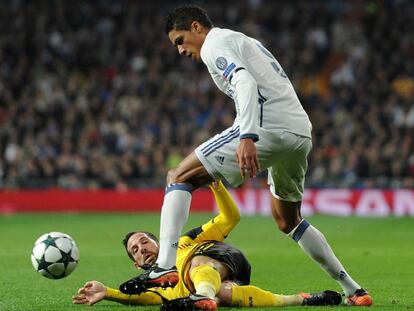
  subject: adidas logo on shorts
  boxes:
[215,156,225,165]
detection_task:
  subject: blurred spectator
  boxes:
[0,0,413,189]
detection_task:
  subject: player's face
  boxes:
[126,232,159,269]
[168,23,205,62]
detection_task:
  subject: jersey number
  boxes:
[256,43,287,78]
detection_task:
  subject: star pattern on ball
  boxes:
[32,232,79,279]
[58,249,74,266]
[37,257,51,271]
[43,235,58,247]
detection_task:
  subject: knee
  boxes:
[189,256,229,282]
[189,257,214,271]
[189,257,216,279]
[166,168,178,184]
[166,167,190,185]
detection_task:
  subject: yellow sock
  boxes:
[231,285,301,307]
[189,264,221,298]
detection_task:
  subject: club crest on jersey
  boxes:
[215,57,228,70]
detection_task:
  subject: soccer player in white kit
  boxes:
[120,5,372,307]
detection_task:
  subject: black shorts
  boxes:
[192,241,251,285]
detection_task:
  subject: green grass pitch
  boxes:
[1,213,413,310]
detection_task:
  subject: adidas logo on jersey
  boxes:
[215,156,225,165]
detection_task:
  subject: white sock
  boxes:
[289,219,360,296]
[156,184,192,269]
[195,281,216,299]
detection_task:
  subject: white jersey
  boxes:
[200,27,312,140]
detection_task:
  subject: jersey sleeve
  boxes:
[105,287,163,305]
[182,181,240,242]
[202,36,260,142]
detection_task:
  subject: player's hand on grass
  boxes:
[236,138,260,179]
[73,281,106,306]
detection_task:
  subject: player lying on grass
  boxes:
[73,182,341,310]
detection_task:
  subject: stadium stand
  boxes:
[0,0,413,189]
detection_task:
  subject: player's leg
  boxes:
[268,132,372,306]
[119,152,212,295]
[157,125,244,271]
[271,197,362,292]
[161,255,226,311]
[188,255,228,298]
[157,151,213,270]
[218,281,342,307]
[165,241,251,310]
[120,125,243,295]
[184,256,223,310]
[185,241,248,299]
[272,197,372,305]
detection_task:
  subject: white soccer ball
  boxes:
[31,232,79,279]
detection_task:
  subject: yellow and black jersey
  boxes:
[106,181,248,305]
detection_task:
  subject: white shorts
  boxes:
[195,125,312,202]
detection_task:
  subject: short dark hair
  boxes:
[122,231,159,262]
[165,5,213,34]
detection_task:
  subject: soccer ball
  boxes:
[31,232,79,279]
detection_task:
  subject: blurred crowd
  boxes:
[0,0,413,189]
